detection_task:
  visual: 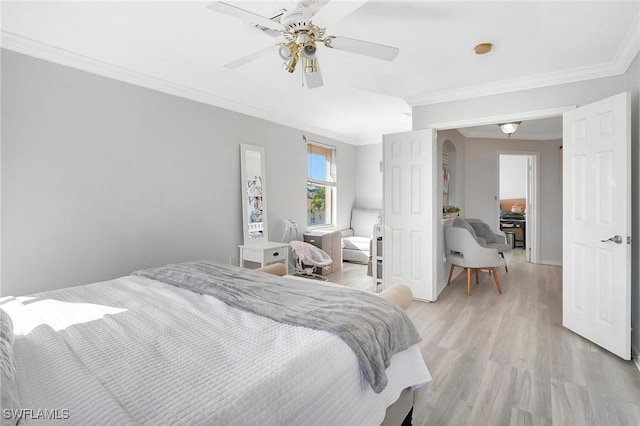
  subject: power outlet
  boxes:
[228,256,235,266]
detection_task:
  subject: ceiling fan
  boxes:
[208,1,400,89]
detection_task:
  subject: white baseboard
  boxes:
[538,259,563,266]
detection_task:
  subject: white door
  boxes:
[526,155,535,262]
[383,129,437,301]
[562,91,631,360]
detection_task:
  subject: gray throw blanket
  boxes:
[133,261,421,393]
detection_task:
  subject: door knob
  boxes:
[601,235,623,244]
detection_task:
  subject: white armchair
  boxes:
[444,225,505,296]
[342,208,380,264]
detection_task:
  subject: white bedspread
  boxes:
[3,275,431,425]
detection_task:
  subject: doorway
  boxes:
[414,96,631,360]
[498,153,537,262]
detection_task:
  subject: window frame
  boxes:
[306,141,337,229]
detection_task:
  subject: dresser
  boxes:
[302,230,343,275]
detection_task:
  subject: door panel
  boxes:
[525,156,535,262]
[562,91,631,360]
[383,129,437,301]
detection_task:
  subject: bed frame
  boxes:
[382,388,414,425]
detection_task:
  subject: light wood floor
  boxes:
[328,251,640,426]
[324,260,377,292]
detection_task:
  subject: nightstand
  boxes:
[238,242,289,269]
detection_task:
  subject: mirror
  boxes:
[240,144,268,245]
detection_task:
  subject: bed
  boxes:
[1,261,431,425]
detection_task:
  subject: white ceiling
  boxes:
[1,1,639,145]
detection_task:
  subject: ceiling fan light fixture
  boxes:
[278,41,298,60]
[498,121,521,137]
[278,46,291,60]
[283,55,299,73]
[209,2,401,89]
[296,32,311,45]
[304,57,318,73]
[302,42,317,59]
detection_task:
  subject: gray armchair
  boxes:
[444,224,505,296]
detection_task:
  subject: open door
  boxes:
[525,155,536,262]
[383,129,438,301]
[562,92,631,360]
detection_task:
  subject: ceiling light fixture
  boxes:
[283,54,300,73]
[304,57,318,73]
[498,122,521,138]
[278,41,298,60]
[302,42,317,59]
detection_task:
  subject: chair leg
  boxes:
[500,252,509,273]
[466,268,472,296]
[474,268,479,284]
[491,267,503,294]
[447,264,455,286]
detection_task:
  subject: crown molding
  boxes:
[406,13,640,107]
[616,13,640,72]
[0,31,358,145]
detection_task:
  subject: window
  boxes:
[307,141,336,227]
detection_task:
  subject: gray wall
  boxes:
[438,130,467,214]
[0,50,356,296]
[414,52,640,360]
[354,143,383,210]
[435,130,467,290]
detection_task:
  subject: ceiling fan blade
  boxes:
[207,2,284,32]
[262,28,283,38]
[327,36,399,61]
[224,45,277,69]
[310,1,368,29]
[304,60,323,89]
